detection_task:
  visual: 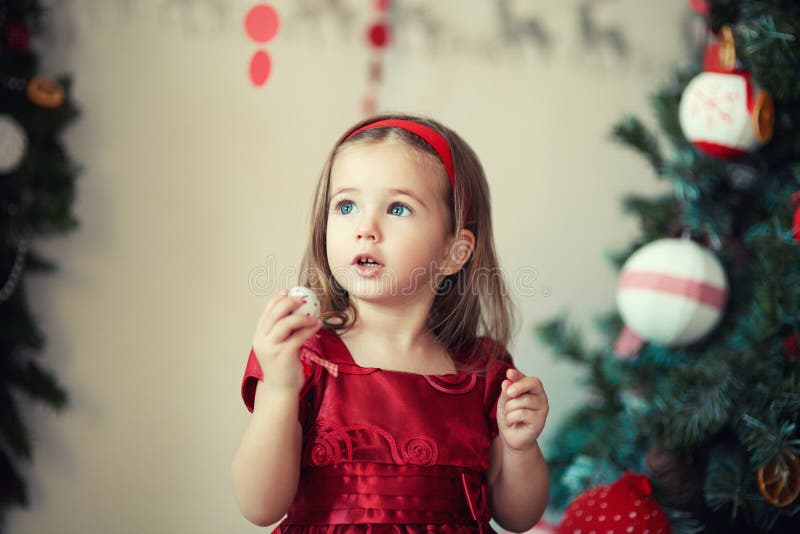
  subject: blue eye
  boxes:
[335,200,356,215]
[389,203,412,217]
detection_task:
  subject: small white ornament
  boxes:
[289,286,320,319]
[0,114,28,173]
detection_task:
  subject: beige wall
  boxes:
[10,1,691,532]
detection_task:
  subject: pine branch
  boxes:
[704,444,747,519]
[610,116,664,176]
[7,359,68,410]
[738,414,800,467]
[651,360,741,447]
[533,313,588,364]
[0,390,31,460]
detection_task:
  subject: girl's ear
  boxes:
[441,229,476,276]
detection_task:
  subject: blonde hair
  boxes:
[299,113,516,365]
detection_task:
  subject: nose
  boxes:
[355,213,380,241]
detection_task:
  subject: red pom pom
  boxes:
[367,22,391,48]
[557,472,670,534]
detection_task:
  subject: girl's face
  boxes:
[326,140,455,306]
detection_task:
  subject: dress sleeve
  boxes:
[483,350,517,440]
[240,347,317,414]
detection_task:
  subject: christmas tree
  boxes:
[540,1,800,532]
[0,0,79,529]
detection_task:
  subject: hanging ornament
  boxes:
[557,472,671,534]
[27,76,65,109]
[757,449,800,508]
[679,69,774,159]
[785,334,800,360]
[687,0,710,16]
[367,22,391,48]
[614,238,728,358]
[4,22,30,51]
[0,114,28,173]
[243,3,280,87]
[361,1,391,116]
[792,190,800,243]
[703,26,738,73]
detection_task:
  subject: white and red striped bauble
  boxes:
[679,70,774,159]
[614,238,728,358]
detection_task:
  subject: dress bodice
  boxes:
[241,328,515,533]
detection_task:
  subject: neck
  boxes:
[347,297,435,350]
[339,295,453,372]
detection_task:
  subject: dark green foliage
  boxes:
[0,0,78,529]
[539,1,800,531]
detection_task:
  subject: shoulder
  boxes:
[300,327,354,366]
[467,337,515,406]
[459,336,514,372]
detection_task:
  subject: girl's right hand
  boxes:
[252,289,323,393]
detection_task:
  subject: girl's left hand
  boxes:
[496,368,549,453]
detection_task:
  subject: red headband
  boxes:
[345,119,456,194]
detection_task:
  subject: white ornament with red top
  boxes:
[679,26,775,159]
[614,238,728,358]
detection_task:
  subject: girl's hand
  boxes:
[496,368,549,453]
[251,289,323,393]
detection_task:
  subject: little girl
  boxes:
[232,114,550,533]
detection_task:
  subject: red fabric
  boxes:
[557,472,670,534]
[240,328,515,532]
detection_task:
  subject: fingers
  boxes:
[269,313,321,344]
[506,367,525,383]
[500,372,549,421]
[503,392,547,414]
[504,408,537,426]
[258,293,309,335]
[504,374,546,399]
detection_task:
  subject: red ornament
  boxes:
[4,24,30,51]
[786,334,800,360]
[368,22,391,48]
[244,3,280,43]
[557,472,670,534]
[688,0,710,15]
[248,50,272,87]
[793,191,800,243]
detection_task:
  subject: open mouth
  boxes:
[353,255,383,267]
[352,255,384,277]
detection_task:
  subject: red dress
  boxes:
[241,328,515,533]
